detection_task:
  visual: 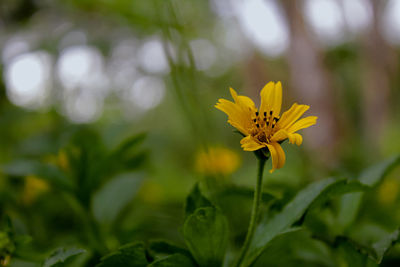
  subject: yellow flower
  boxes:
[215,81,317,173]
[45,150,70,171]
[195,147,241,176]
[22,175,49,204]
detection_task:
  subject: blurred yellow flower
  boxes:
[195,147,240,176]
[215,81,317,173]
[378,178,399,205]
[0,254,11,266]
[57,150,69,171]
[46,150,69,171]
[22,175,49,205]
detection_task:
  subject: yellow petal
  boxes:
[240,136,265,151]
[289,133,303,145]
[272,82,283,115]
[277,103,309,130]
[230,87,256,111]
[286,116,317,133]
[228,120,248,136]
[270,129,288,142]
[215,100,249,135]
[215,89,255,135]
[271,130,303,146]
[259,81,282,117]
[215,99,238,117]
[215,99,243,126]
[266,142,286,173]
[259,82,274,114]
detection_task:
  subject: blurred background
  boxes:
[0,0,400,266]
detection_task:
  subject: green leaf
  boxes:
[149,254,196,267]
[335,238,378,267]
[242,177,366,266]
[252,228,302,266]
[183,207,228,267]
[92,173,143,225]
[215,184,278,243]
[359,155,400,186]
[184,183,212,218]
[43,247,85,267]
[308,180,368,209]
[0,231,14,255]
[97,242,148,267]
[148,240,192,259]
[337,154,400,231]
[0,160,73,191]
[336,192,363,233]
[110,133,146,158]
[372,228,400,263]
[253,228,334,267]
[106,133,147,172]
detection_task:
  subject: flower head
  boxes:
[195,146,240,176]
[215,81,317,173]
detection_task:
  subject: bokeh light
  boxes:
[108,39,139,92]
[137,38,169,74]
[64,89,103,123]
[233,0,289,57]
[128,76,165,111]
[304,0,345,44]
[56,45,107,92]
[382,0,400,45]
[342,0,372,34]
[190,39,217,71]
[4,51,52,108]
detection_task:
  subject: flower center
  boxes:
[251,110,280,143]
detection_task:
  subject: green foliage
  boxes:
[147,240,192,260]
[253,228,333,267]
[43,248,86,267]
[242,177,367,266]
[372,229,400,263]
[335,238,377,267]
[337,154,400,232]
[184,183,212,217]
[148,254,196,267]
[97,242,148,267]
[1,160,73,191]
[0,231,15,263]
[1,0,400,265]
[183,207,228,267]
[92,173,143,226]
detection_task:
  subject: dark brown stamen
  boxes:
[269,110,273,115]
[253,118,257,122]
[255,111,259,116]
[264,111,266,116]
[256,124,259,128]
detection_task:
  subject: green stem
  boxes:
[236,158,266,267]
